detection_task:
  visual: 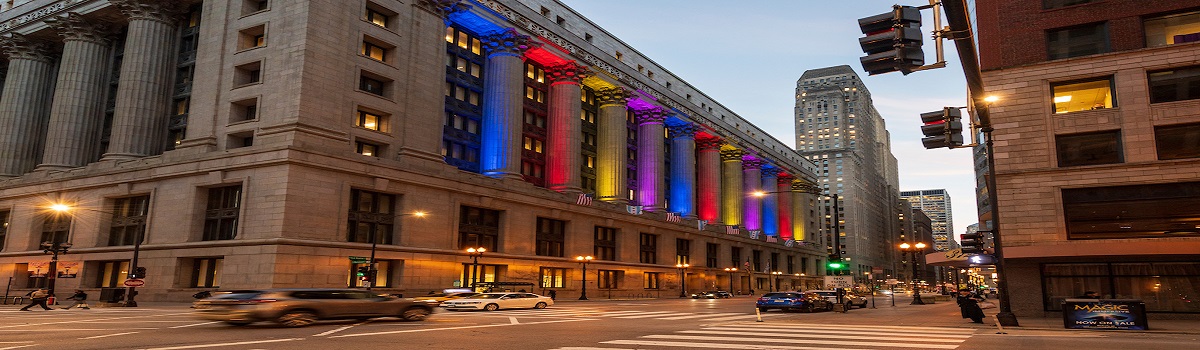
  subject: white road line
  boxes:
[602,340,870,350]
[330,318,594,338]
[551,348,634,350]
[508,316,520,324]
[0,312,193,329]
[0,345,37,350]
[0,328,160,331]
[681,330,968,342]
[709,326,975,338]
[698,314,774,322]
[0,342,33,344]
[657,313,744,320]
[139,338,303,350]
[312,320,372,337]
[611,311,683,318]
[169,321,220,329]
[79,331,139,340]
[772,323,979,333]
[642,335,960,349]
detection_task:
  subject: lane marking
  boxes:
[658,313,744,320]
[508,317,520,325]
[0,345,37,350]
[641,335,960,349]
[79,331,139,340]
[312,320,371,337]
[0,312,192,329]
[169,321,221,329]
[699,314,776,322]
[0,328,160,331]
[681,330,968,342]
[603,340,870,350]
[140,338,303,350]
[611,311,681,318]
[330,318,594,338]
[707,326,974,338]
[771,323,979,333]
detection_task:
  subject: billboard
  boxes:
[1062,299,1148,330]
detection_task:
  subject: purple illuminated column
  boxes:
[742,157,765,231]
[480,28,538,179]
[667,122,697,218]
[761,167,779,236]
[545,62,590,192]
[634,107,669,211]
[696,138,724,223]
[720,149,745,226]
[595,88,629,203]
[0,34,55,177]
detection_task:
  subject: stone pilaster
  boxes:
[776,175,794,240]
[742,157,765,231]
[0,34,55,177]
[392,0,472,163]
[480,28,539,179]
[595,87,629,204]
[545,61,590,193]
[720,148,745,226]
[760,167,780,236]
[667,122,697,218]
[696,138,723,223]
[39,13,113,170]
[634,107,668,211]
[104,0,182,160]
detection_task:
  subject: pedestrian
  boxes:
[749,289,755,295]
[548,290,557,300]
[61,289,90,310]
[956,290,985,324]
[19,289,53,311]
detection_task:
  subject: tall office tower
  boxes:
[795,65,902,277]
[900,189,955,251]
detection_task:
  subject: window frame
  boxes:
[1154,122,1200,160]
[107,195,150,246]
[1148,65,1200,104]
[1055,130,1124,167]
[675,238,691,265]
[347,189,395,244]
[1050,76,1116,114]
[535,217,565,257]
[594,226,617,261]
[639,233,657,264]
[202,185,242,241]
[1047,21,1110,60]
[539,267,566,288]
[192,257,222,288]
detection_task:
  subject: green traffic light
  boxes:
[828,262,843,269]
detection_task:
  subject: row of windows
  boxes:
[1047,9,1200,61]
[1056,122,1200,168]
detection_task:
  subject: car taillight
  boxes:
[757,298,768,301]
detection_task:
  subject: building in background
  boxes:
[977,0,1200,316]
[900,189,955,251]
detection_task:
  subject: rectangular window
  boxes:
[0,210,8,251]
[594,226,617,261]
[459,206,500,251]
[462,264,500,288]
[597,270,620,289]
[1148,65,1200,104]
[355,141,380,157]
[193,258,222,288]
[730,247,742,268]
[1144,10,1200,47]
[357,110,384,131]
[108,196,149,246]
[1064,181,1200,239]
[770,252,780,272]
[1047,22,1109,60]
[41,213,71,246]
[238,25,266,50]
[705,243,719,268]
[362,41,387,62]
[540,267,566,288]
[203,185,242,241]
[675,238,691,265]
[787,255,795,274]
[1051,77,1115,113]
[1155,123,1200,160]
[639,233,657,264]
[366,6,389,28]
[347,189,395,244]
[644,272,660,289]
[752,250,762,271]
[98,261,129,288]
[1056,130,1123,167]
[535,217,565,257]
[360,75,386,96]
[1042,262,1200,313]
[349,260,391,288]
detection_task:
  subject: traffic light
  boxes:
[827,259,844,271]
[920,107,964,149]
[960,231,988,254]
[857,5,924,75]
[129,266,147,279]
[356,266,370,281]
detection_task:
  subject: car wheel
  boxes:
[277,310,317,327]
[400,307,431,321]
[224,321,252,326]
[484,303,500,311]
[804,304,815,313]
[534,302,548,309]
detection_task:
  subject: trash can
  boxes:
[100,288,126,303]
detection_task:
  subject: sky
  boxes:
[557,0,977,238]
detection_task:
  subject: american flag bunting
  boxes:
[766,236,778,243]
[576,193,593,206]
[665,212,681,223]
[726,225,739,235]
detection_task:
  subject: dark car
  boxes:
[756,292,833,312]
[713,291,733,298]
[690,290,733,299]
[193,289,437,327]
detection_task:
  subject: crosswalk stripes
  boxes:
[551,322,978,350]
[433,308,769,322]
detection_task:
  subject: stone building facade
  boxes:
[0,0,824,301]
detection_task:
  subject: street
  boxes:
[2,295,1196,350]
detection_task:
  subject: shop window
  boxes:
[349,260,391,288]
[193,258,222,288]
[597,270,621,289]
[1063,181,1200,239]
[98,261,130,288]
[1047,22,1109,60]
[1144,10,1200,47]
[1042,262,1200,313]
[539,267,566,288]
[644,272,660,289]
[1155,123,1200,160]
[1148,65,1200,104]
[1056,130,1123,167]
[1051,77,1115,113]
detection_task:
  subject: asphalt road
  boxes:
[1,295,1195,350]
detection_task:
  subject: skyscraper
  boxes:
[900,189,955,251]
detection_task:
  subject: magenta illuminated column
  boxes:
[696,138,723,223]
[634,107,669,211]
[777,175,794,240]
[480,28,538,179]
[544,62,590,193]
[595,88,629,203]
[720,149,745,226]
[742,157,765,231]
[667,122,697,218]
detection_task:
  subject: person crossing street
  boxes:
[61,289,91,310]
[19,289,53,311]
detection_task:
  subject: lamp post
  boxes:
[40,241,72,300]
[49,203,143,306]
[365,211,425,291]
[466,246,486,292]
[724,267,737,293]
[576,255,593,300]
[675,263,690,298]
[899,242,928,305]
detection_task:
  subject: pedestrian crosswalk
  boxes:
[434,307,771,322]
[550,322,978,350]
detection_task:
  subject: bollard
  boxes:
[755,307,763,322]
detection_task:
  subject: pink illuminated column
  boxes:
[742,156,765,231]
[696,138,724,223]
[595,88,629,203]
[544,61,590,193]
[777,174,794,240]
[634,107,669,211]
[720,149,745,226]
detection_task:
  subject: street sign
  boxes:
[886,278,899,285]
[123,279,145,287]
[944,248,968,261]
[824,276,853,289]
[871,267,884,274]
[349,256,370,264]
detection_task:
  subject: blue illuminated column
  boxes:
[667,121,697,218]
[761,166,780,236]
[480,28,538,179]
[742,157,765,231]
[635,107,669,211]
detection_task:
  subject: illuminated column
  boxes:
[480,28,538,179]
[0,34,55,177]
[545,62,590,193]
[720,149,745,226]
[777,175,794,240]
[696,138,723,223]
[104,0,180,160]
[595,87,629,203]
[667,121,697,218]
[634,107,669,211]
[742,157,765,231]
[39,14,113,170]
[761,167,779,236]
[791,179,812,241]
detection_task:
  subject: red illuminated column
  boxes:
[696,138,723,223]
[544,62,590,193]
[777,175,794,240]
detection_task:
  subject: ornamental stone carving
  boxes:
[110,0,182,24]
[0,33,53,62]
[632,106,669,125]
[777,173,794,185]
[482,28,540,57]
[45,13,113,44]
[761,167,780,178]
[546,61,590,84]
[417,0,471,19]
[667,122,697,139]
[742,157,766,170]
[791,179,819,193]
[696,138,724,151]
[719,148,745,161]
[595,87,629,106]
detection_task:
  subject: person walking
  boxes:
[956,290,985,323]
[61,290,90,310]
[547,290,556,300]
[19,289,53,311]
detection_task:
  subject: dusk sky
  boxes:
[558,0,978,238]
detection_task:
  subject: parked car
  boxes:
[441,292,553,311]
[756,292,832,312]
[806,290,869,308]
[690,291,732,299]
[192,289,436,327]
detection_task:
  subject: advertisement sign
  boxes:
[1062,299,1149,330]
[57,261,80,278]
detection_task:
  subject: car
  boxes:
[755,292,832,312]
[415,292,479,305]
[805,290,869,309]
[690,291,730,299]
[713,291,734,298]
[192,289,437,327]
[441,292,553,311]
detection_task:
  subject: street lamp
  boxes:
[40,240,72,299]
[676,263,690,298]
[771,271,782,291]
[576,255,593,300]
[899,242,928,305]
[723,267,737,293]
[366,211,426,291]
[466,246,486,292]
[48,203,144,306]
